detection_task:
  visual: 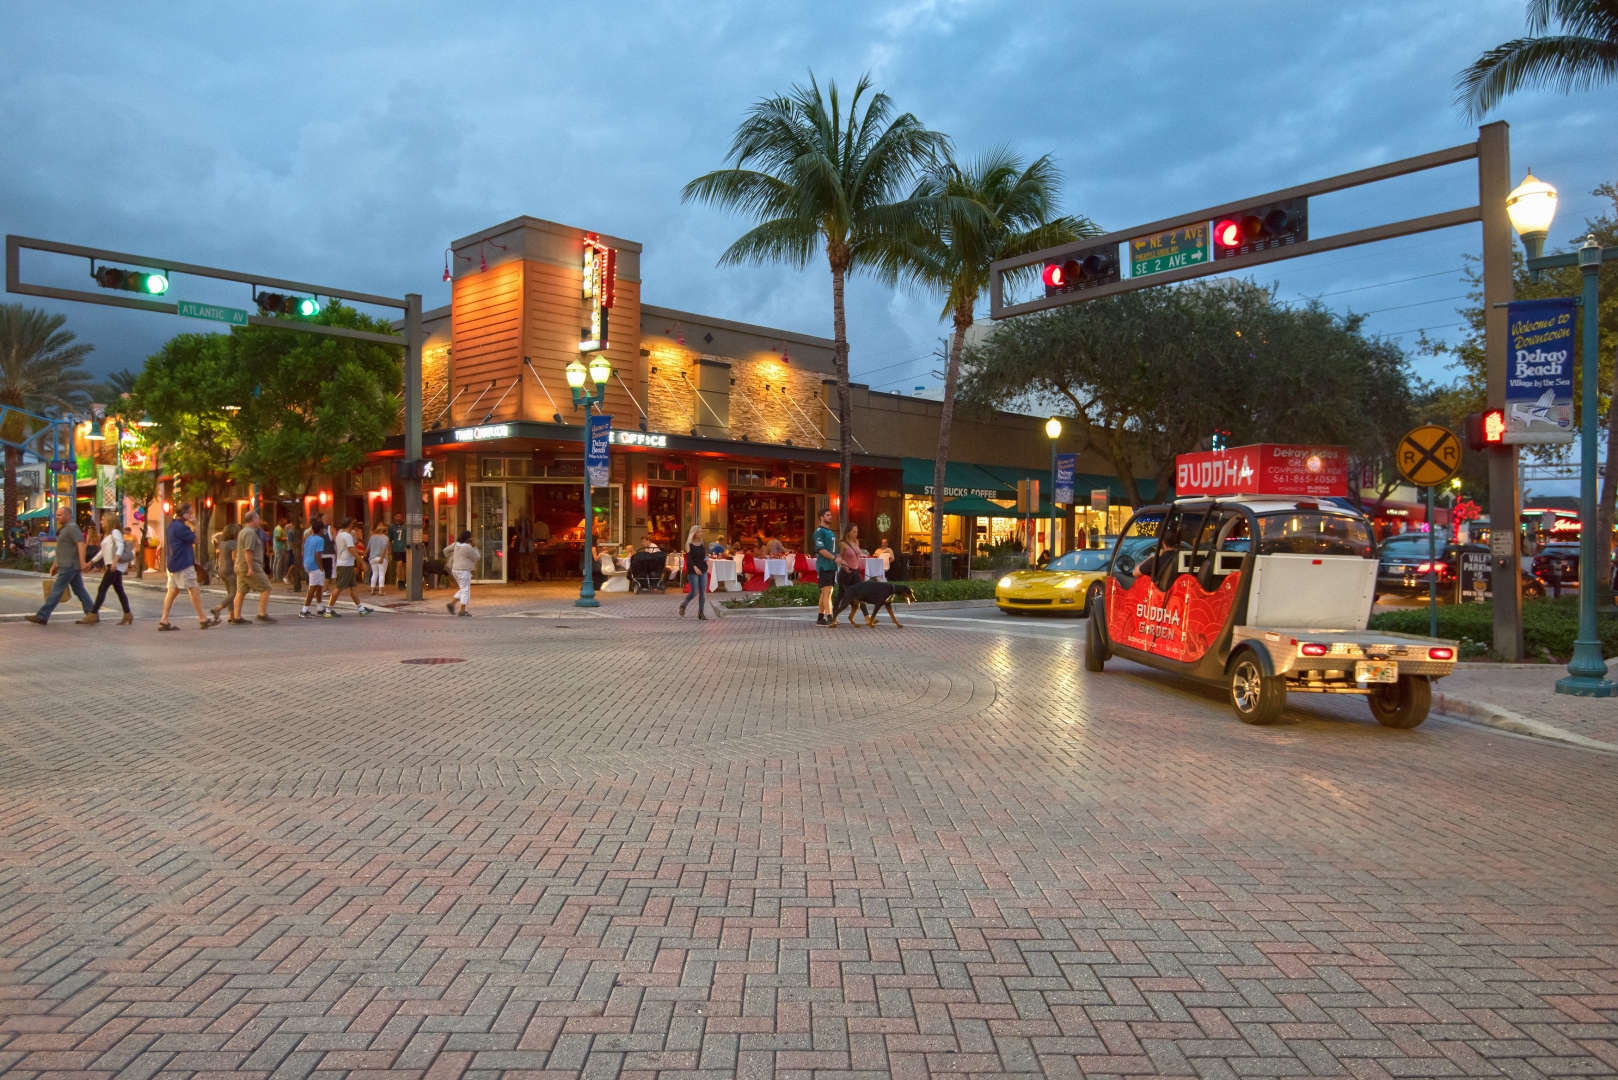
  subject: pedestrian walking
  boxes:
[366,522,390,594]
[272,516,289,582]
[25,504,98,626]
[678,525,709,620]
[300,521,333,618]
[388,511,408,591]
[328,518,374,615]
[444,529,478,616]
[88,513,133,624]
[157,501,215,631]
[834,524,865,612]
[813,507,838,627]
[232,510,277,624]
[286,518,305,592]
[209,523,239,622]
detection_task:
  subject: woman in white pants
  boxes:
[444,529,479,616]
[366,523,390,593]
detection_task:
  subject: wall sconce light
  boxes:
[708,487,720,507]
[204,496,214,509]
[162,500,172,515]
[381,486,392,502]
[444,481,458,503]
[318,490,331,506]
[634,482,647,502]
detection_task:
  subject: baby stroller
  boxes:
[627,549,666,593]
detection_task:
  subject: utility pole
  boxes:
[1478,121,1523,661]
[403,293,424,601]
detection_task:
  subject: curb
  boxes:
[1433,693,1618,752]
[721,597,998,616]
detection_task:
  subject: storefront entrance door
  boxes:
[468,483,506,582]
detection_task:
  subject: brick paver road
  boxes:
[3,577,1617,1079]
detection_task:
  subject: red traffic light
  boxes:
[1482,407,1506,445]
[1042,263,1067,288]
[1214,219,1241,248]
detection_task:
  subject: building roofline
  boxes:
[641,304,835,350]
[450,215,643,254]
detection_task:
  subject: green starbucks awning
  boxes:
[901,458,1016,499]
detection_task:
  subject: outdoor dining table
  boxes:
[862,557,887,581]
[763,558,791,587]
[709,558,738,591]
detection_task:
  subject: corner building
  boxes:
[372,215,1152,583]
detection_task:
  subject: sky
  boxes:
[3,1,1615,406]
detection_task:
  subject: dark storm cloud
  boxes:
[1,1,1612,389]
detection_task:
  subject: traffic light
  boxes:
[92,266,168,295]
[255,292,320,318]
[1465,408,1508,450]
[1042,244,1120,295]
[1212,198,1308,260]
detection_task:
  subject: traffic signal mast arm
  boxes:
[990,140,1483,319]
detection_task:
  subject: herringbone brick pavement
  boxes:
[2,605,1616,1079]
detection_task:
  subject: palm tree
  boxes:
[682,73,947,527]
[902,150,1097,578]
[1456,0,1618,117]
[0,304,94,544]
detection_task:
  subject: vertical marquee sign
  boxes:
[580,234,617,353]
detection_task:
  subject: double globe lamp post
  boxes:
[1506,171,1616,696]
[566,355,612,608]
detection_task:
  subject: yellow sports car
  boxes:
[996,549,1112,615]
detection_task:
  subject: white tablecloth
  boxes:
[709,559,738,591]
[763,558,790,586]
[863,557,887,581]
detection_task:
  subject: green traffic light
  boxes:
[297,297,319,317]
[144,273,169,294]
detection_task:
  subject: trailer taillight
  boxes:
[1428,647,1454,660]
[1299,643,1329,657]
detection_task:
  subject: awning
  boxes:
[973,462,1154,505]
[939,495,1054,518]
[18,506,51,521]
[901,458,1013,499]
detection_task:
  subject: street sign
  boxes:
[1130,223,1208,278]
[1395,424,1462,487]
[176,299,248,326]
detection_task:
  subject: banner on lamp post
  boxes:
[585,414,612,488]
[1053,454,1076,505]
[95,465,117,510]
[1504,297,1576,444]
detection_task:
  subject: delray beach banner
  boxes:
[1504,297,1576,444]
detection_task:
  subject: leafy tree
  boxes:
[130,302,402,554]
[900,148,1096,576]
[682,73,947,527]
[88,367,139,406]
[1456,0,1618,117]
[959,280,1418,507]
[0,304,94,539]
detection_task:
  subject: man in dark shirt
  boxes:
[159,501,215,630]
[25,504,96,625]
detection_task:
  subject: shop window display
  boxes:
[729,490,806,549]
[647,484,682,543]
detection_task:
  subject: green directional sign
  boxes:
[176,299,249,326]
[1130,222,1209,278]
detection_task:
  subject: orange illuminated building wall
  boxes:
[447,217,643,427]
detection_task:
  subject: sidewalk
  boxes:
[1435,663,1618,750]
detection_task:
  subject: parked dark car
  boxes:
[1531,542,1580,593]
[1375,534,1544,602]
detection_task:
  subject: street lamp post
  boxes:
[568,357,612,609]
[1510,172,1617,696]
[1045,417,1061,559]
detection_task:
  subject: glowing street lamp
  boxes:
[1506,171,1558,265]
[567,357,609,410]
[1045,417,1062,559]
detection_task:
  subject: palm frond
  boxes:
[715,217,820,269]
[1526,0,1618,39]
[1457,27,1618,116]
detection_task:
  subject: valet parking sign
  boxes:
[1504,297,1576,444]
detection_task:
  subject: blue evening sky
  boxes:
[2,1,1613,400]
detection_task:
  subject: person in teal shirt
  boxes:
[812,506,838,626]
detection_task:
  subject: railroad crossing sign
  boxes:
[1396,424,1462,487]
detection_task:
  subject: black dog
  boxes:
[422,557,448,590]
[830,581,915,627]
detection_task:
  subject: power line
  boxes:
[1305,267,1465,298]
[1355,293,1468,316]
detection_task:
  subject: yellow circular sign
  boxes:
[1396,424,1462,487]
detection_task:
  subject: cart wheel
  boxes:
[1368,675,1431,729]
[1083,581,1104,615]
[1084,607,1110,672]
[1229,652,1286,725]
